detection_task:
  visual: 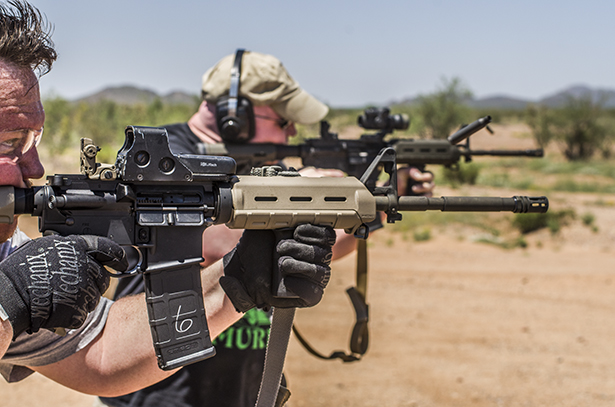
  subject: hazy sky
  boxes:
[24,0,615,107]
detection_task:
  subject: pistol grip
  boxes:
[144,260,215,370]
[272,229,298,299]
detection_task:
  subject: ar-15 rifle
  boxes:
[198,108,545,365]
[0,126,547,407]
[198,107,543,191]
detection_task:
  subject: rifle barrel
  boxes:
[468,149,544,157]
[447,116,492,145]
[375,195,548,213]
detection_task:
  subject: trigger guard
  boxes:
[110,245,144,278]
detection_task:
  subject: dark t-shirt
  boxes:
[164,122,203,155]
[99,122,272,407]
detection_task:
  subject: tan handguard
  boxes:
[226,175,378,235]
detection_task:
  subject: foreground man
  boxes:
[0,0,334,398]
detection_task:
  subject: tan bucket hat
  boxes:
[201,51,329,125]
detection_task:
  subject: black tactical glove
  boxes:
[0,235,127,339]
[220,224,336,313]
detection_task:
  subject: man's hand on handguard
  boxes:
[297,167,345,178]
[299,166,435,197]
[398,167,435,197]
[0,235,128,339]
[220,224,336,313]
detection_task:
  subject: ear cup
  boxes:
[216,95,255,143]
[220,117,241,139]
[214,49,255,143]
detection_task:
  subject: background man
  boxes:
[0,1,334,399]
[101,50,435,407]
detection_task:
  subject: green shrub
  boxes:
[547,217,562,234]
[581,212,596,226]
[512,209,576,235]
[525,96,614,161]
[42,97,198,155]
[515,235,528,249]
[415,77,473,139]
[474,234,527,250]
[413,228,432,242]
[441,162,481,186]
[581,212,599,232]
[512,213,548,234]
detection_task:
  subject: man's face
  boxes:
[0,61,45,242]
[250,105,296,144]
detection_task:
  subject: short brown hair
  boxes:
[0,0,56,75]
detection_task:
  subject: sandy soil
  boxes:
[2,124,615,406]
[285,199,615,407]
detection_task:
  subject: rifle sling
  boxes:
[255,307,295,407]
[292,238,370,363]
[255,239,370,406]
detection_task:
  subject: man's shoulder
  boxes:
[10,229,30,249]
[160,123,201,155]
[0,229,30,261]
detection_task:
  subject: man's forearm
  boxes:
[200,258,243,336]
[31,259,241,396]
[0,320,12,359]
[33,293,171,396]
[332,230,358,261]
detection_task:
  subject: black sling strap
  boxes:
[292,238,370,363]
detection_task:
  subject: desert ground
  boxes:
[2,124,615,406]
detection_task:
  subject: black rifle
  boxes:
[0,127,547,405]
[198,109,543,192]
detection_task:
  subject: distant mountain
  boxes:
[538,85,615,108]
[74,85,198,105]
[391,94,532,110]
[163,91,200,105]
[468,95,531,110]
[394,96,418,106]
[391,85,615,110]
[72,84,615,110]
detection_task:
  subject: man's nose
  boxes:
[285,123,297,137]
[19,147,45,181]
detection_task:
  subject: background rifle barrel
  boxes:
[375,196,548,213]
[198,143,300,163]
[468,149,544,157]
[447,116,492,145]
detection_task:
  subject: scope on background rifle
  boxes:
[198,107,544,192]
[0,126,548,372]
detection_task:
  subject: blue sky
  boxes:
[25,0,615,107]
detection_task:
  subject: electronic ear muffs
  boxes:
[216,49,255,143]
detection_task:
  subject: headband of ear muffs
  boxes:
[216,49,255,143]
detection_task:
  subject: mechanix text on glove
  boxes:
[0,235,127,339]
